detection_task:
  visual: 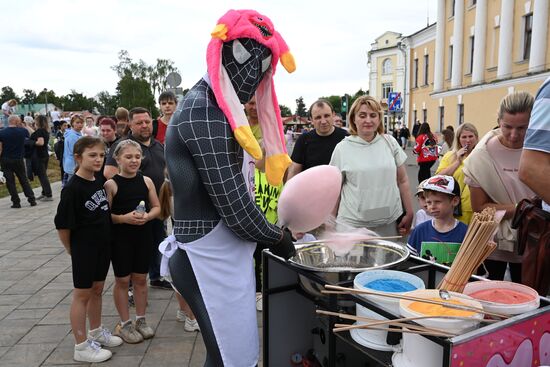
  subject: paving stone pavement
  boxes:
[0,181,264,367]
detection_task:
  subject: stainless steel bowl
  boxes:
[290,240,409,272]
[289,240,410,300]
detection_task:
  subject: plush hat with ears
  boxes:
[207,9,296,186]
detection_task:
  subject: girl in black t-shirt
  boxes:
[54,136,122,363]
[104,140,160,344]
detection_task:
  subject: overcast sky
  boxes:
[2,0,437,110]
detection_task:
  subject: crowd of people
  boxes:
[1,60,548,367]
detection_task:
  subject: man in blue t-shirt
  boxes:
[520,77,550,212]
[0,115,37,208]
[407,175,467,260]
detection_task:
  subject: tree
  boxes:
[319,95,342,113]
[279,104,292,117]
[149,58,179,98]
[1,86,19,102]
[57,90,96,112]
[112,50,179,101]
[295,97,307,117]
[350,88,368,106]
[37,89,59,108]
[96,91,119,115]
[21,89,37,106]
[116,74,158,117]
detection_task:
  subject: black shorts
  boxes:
[71,243,110,289]
[111,234,151,278]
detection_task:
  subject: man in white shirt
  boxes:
[50,107,61,133]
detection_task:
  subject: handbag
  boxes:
[511,197,550,295]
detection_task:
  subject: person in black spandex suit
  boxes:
[163,10,297,367]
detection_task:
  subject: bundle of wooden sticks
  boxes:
[438,207,499,292]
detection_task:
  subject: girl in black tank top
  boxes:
[104,140,161,343]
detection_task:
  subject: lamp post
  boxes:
[43,88,48,117]
[396,41,408,129]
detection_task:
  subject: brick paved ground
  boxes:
[0,180,267,367]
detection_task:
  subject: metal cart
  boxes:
[262,251,550,367]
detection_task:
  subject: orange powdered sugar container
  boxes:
[392,289,484,367]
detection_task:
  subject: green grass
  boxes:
[0,157,62,198]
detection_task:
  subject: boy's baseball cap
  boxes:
[422,175,461,197]
[415,179,428,196]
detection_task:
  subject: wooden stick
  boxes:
[323,285,508,318]
[332,323,454,337]
[315,310,452,334]
[316,309,497,326]
[439,208,498,292]
[298,235,402,246]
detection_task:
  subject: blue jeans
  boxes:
[2,115,8,128]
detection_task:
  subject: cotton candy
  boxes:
[278,165,342,233]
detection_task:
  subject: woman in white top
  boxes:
[330,96,413,236]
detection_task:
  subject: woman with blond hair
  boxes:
[2,99,17,128]
[463,92,535,282]
[330,96,413,236]
[435,123,479,224]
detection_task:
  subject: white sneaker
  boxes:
[74,340,112,363]
[256,292,263,312]
[184,317,200,332]
[176,309,186,322]
[88,325,123,347]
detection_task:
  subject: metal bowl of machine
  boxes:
[289,240,410,300]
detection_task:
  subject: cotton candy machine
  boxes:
[289,240,410,299]
[263,250,550,367]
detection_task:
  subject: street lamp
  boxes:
[43,88,48,116]
[396,41,408,128]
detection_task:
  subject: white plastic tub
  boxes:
[463,280,539,316]
[393,289,484,367]
[351,270,425,351]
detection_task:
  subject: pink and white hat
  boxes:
[207,9,296,185]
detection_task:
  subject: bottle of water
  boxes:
[135,200,146,218]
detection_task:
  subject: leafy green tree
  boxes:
[295,97,307,117]
[279,104,292,117]
[112,50,179,101]
[116,74,158,117]
[350,88,368,106]
[58,90,97,112]
[319,95,342,113]
[1,86,19,102]
[37,89,59,108]
[21,89,37,106]
[96,91,119,115]
[149,58,179,98]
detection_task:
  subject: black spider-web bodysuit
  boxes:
[165,39,282,366]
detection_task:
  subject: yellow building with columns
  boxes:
[372,0,550,136]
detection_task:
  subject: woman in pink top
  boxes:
[463,92,535,282]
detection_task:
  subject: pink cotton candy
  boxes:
[278,165,342,233]
[320,228,378,256]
